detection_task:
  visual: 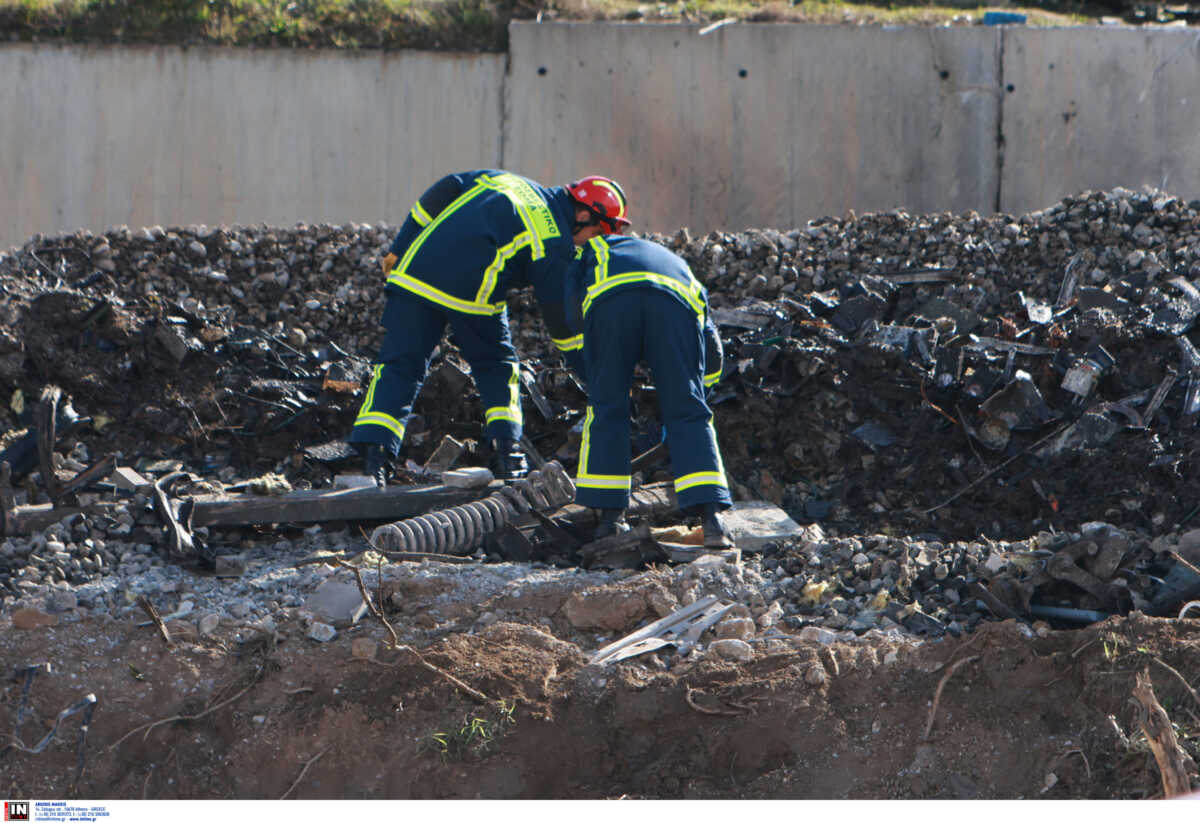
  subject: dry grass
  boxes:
[0,0,1133,51]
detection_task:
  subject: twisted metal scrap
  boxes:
[369,460,576,556]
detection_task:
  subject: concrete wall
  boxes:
[1000,27,1200,213]
[0,45,505,247]
[2,25,1200,250]
[507,22,1002,234]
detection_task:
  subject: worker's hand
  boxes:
[381,252,398,274]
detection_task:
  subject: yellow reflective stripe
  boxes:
[476,231,532,305]
[485,363,522,426]
[589,236,610,284]
[675,471,727,493]
[485,408,521,424]
[354,366,407,439]
[478,173,560,260]
[354,412,406,440]
[360,364,383,412]
[553,334,584,352]
[387,272,506,315]
[395,179,488,280]
[704,370,721,387]
[411,201,433,227]
[578,406,595,476]
[582,272,705,318]
[577,474,632,491]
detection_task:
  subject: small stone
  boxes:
[351,637,378,661]
[714,617,756,640]
[797,626,839,645]
[12,608,59,629]
[805,663,827,685]
[214,554,246,577]
[709,638,754,662]
[308,622,336,642]
[198,613,220,636]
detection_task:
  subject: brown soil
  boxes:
[4,607,1200,799]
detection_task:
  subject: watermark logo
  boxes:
[3,802,30,821]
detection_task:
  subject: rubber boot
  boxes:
[492,437,529,481]
[593,508,630,541]
[364,444,388,490]
[701,503,734,548]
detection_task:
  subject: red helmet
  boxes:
[567,176,630,231]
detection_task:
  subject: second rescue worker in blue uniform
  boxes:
[565,234,733,547]
[349,170,629,484]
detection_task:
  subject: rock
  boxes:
[796,626,840,645]
[714,616,756,640]
[351,637,378,660]
[303,579,368,628]
[564,589,647,632]
[198,613,220,635]
[11,608,59,629]
[215,554,246,577]
[709,638,754,662]
[46,590,78,612]
[307,621,336,642]
[720,502,807,551]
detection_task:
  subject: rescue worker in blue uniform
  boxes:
[349,170,629,486]
[565,234,733,547]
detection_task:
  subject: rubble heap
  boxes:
[1,185,1200,637]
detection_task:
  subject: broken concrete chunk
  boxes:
[303,579,368,628]
[307,622,337,642]
[709,638,754,662]
[112,466,151,493]
[333,474,378,490]
[442,467,494,488]
[720,501,806,551]
[423,435,465,474]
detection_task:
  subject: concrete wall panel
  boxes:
[506,22,1002,235]
[0,45,504,248]
[1000,28,1200,213]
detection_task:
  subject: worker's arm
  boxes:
[382,173,473,273]
[528,247,588,383]
[703,314,724,390]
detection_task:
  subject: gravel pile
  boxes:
[3,184,1200,646]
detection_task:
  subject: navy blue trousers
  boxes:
[348,289,522,455]
[576,289,731,511]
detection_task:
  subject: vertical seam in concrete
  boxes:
[499,33,512,169]
[995,29,1006,214]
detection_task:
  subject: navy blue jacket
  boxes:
[384,169,584,371]
[565,235,724,388]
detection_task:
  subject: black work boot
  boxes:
[364,444,388,489]
[593,508,630,541]
[700,503,734,548]
[492,437,529,481]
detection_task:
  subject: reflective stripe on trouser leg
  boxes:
[640,291,732,511]
[575,292,645,510]
[448,308,523,441]
[348,289,445,456]
[575,405,632,509]
[350,364,408,450]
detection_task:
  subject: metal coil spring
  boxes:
[369,460,576,556]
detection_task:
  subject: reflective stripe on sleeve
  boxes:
[553,334,584,352]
